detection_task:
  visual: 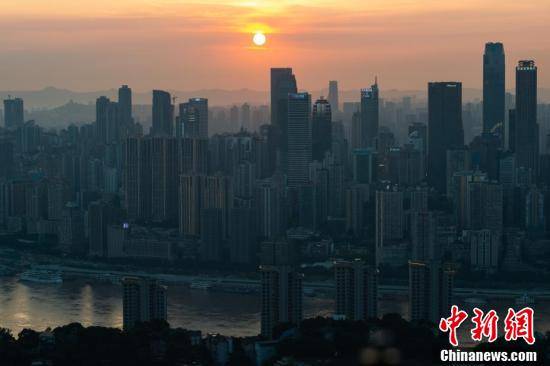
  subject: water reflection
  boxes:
[0,276,548,341]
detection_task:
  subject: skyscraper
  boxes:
[334,259,378,320]
[360,80,379,148]
[152,90,173,136]
[328,80,339,113]
[118,85,133,131]
[179,98,208,139]
[312,97,332,161]
[270,68,298,169]
[514,60,538,175]
[122,277,167,330]
[483,42,505,139]
[95,96,118,143]
[3,97,24,130]
[428,82,464,193]
[287,92,312,188]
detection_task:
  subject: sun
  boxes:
[252,32,266,46]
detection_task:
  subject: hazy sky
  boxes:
[1,0,549,91]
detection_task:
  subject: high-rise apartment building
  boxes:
[3,97,24,130]
[241,103,251,130]
[179,137,208,175]
[88,200,117,257]
[450,170,503,232]
[346,184,369,238]
[152,90,173,136]
[179,174,232,238]
[352,148,377,184]
[95,96,119,144]
[334,259,378,320]
[409,261,455,323]
[122,277,167,330]
[375,186,404,249]
[200,208,223,262]
[255,178,283,239]
[123,136,178,223]
[410,211,437,261]
[229,207,256,264]
[260,241,303,339]
[446,147,471,197]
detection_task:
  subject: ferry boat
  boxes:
[95,273,122,284]
[463,297,487,307]
[304,288,317,297]
[0,265,17,277]
[19,269,63,284]
[189,280,213,290]
[515,293,535,306]
[212,284,257,294]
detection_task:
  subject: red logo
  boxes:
[504,307,535,345]
[471,308,499,343]
[439,306,536,347]
[439,305,469,347]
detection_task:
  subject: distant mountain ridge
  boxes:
[4,87,550,110]
[2,86,550,109]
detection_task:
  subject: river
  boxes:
[0,276,548,345]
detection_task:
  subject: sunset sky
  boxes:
[1,0,549,91]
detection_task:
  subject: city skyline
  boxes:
[1,1,549,91]
[1,3,550,363]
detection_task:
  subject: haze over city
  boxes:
[1,0,549,91]
[1,1,550,365]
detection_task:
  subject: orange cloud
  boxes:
[0,0,548,91]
